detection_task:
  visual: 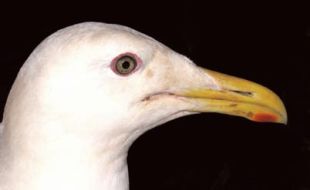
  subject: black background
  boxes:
[0,1,309,190]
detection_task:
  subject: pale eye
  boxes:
[111,53,141,76]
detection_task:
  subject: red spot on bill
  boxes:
[253,113,278,123]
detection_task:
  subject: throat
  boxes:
[0,131,130,190]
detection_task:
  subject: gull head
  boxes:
[3,22,287,149]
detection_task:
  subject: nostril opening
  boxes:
[228,90,253,97]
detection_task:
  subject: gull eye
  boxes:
[112,54,138,76]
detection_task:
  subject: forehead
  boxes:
[95,29,155,54]
[92,24,163,59]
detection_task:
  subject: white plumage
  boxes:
[0,22,286,190]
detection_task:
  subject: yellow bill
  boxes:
[182,68,287,124]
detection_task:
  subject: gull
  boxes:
[0,22,287,190]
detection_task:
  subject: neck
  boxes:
[0,121,131,190]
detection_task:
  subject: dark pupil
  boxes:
[122,61,131,69]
